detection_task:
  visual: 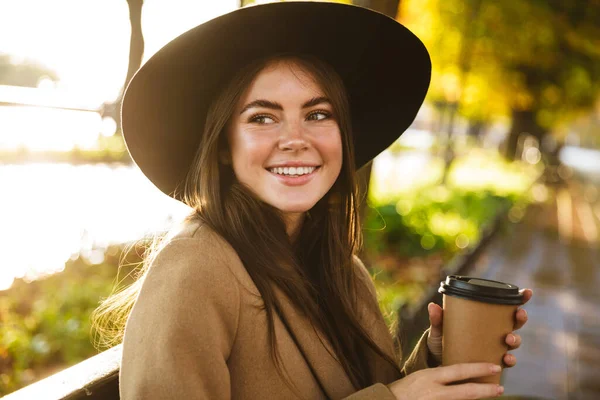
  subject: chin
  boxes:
[271,200,317,214]
[275,205,314,214]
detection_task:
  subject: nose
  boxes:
[278,120,308,152]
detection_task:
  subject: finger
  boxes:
[520,288,533,305]
[514,308,528,330]
[503,353,517,368]
[443,382,504,400]
[434,363,501,384]
[506,333,521,350]
[428,303,443,338]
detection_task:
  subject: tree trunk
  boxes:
[467,121,485,138]
[353,0,400,18]
[351,0,401,258]
[125,0,145,96]
[104,0,144,132]
[442,0,482,182]
[504,109,546,160]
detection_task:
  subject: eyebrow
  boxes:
[239,96,331,114]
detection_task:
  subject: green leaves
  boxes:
[0,248,139,395]
[401,0,600,128]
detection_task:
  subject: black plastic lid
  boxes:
[438,275,524,305]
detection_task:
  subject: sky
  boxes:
[0,0,239,105]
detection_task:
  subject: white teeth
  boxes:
[269,166,317,176]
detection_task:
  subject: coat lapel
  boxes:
[271,282,401,399]
[272,284,356,399]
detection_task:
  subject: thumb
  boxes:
[428,302,443,338]
[427,302,443,364]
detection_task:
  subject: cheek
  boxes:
[320,131,343,170]
[229,130,272,170]
[228,131,274,187]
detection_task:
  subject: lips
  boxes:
[266,163,321,169]
[267,166,319,186]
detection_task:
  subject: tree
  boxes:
[353,0,400,18]
[103,0,145,132]
[401,0,600,160]
[483,0,600,158]
[124,0,145,101]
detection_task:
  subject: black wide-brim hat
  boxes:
[122,1,431,200]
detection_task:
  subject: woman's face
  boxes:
[227,59,343,231]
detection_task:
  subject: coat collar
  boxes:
[271,281,401,399]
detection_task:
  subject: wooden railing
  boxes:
[2,345,121,400]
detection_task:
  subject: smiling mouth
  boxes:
[267,166,321,177]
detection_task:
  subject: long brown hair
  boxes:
[92,54,401,391]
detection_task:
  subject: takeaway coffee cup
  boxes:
[438,275,524,385]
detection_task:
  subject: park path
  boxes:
[467,176,600,400]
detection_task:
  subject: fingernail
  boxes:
[491,365,501,373]
[497,385,504,395]
[511,334,516,345]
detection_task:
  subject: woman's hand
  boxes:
[387,363,504,399]
[426,288,534,367]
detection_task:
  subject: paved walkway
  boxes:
[468,178,600,400]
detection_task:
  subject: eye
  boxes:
[306,110,331,121]
[249,114,276,124]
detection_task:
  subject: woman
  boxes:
[93,3,531,399]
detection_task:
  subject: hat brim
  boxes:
[122,2,431,199]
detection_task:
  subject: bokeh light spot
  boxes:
[455,234,470,249]
[421,234,436,250]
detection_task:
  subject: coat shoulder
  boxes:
[121,221,244,399]
[352,255,378,301]
[161,218,260,296]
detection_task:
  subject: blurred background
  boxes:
[0,0,598,398]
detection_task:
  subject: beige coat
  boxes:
[120,221,432,399]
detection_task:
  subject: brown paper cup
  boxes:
[442,294,517,384]
[438,276,524,386]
